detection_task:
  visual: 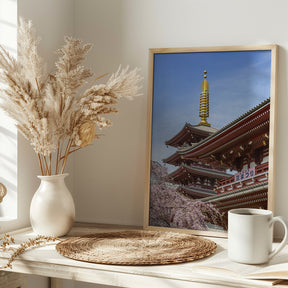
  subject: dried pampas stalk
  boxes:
[0,19,142,175]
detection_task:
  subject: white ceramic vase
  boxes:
[30,173,75,237]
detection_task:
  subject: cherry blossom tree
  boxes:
[149,161,226,231]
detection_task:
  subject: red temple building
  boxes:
[162,71,270,227]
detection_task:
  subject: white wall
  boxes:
[73,0,288,232]
[9,0,288,287]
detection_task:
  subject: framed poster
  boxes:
[144,45,278,237]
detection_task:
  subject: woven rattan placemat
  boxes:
[56,230,217,265]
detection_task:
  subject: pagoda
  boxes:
[163,71,231,199]
[181,98,270,217]
[163,70,270,227]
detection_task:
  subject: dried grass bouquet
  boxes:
[0,19,142,175]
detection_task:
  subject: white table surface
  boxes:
[1,223,288,288]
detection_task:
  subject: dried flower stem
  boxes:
[90,73,109,86]
[0,234,15,251]
[61,138,73,174]
[60,147,81,160]
[55,140,61,175]
[37,153,44,176]
[43,156,49,176]
[49,153,52,175]
[0,235,59,269]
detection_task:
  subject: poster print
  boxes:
[144,45,278,237]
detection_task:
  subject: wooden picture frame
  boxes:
[144,45,278,237]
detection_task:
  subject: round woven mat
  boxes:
[56,230,217,265]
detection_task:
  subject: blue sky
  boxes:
[150,50,272,168]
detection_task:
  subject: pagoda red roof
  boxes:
[177,185,217,199]
[202,181,268,211]
[201,181,268,228]
[163,150,201,167]
[169,164,231,181]
[180,99,270,171]
[165,123,218,148]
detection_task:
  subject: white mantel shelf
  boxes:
[1,223,288,288]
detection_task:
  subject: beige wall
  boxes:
[73,0,146,225]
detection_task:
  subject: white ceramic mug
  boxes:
[228,208,288,264]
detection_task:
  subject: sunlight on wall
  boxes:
[0,0,17,220]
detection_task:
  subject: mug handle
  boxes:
[268,216,288,260]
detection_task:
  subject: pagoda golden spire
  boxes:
[199,70,211,127]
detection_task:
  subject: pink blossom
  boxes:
[149,161,226,231]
